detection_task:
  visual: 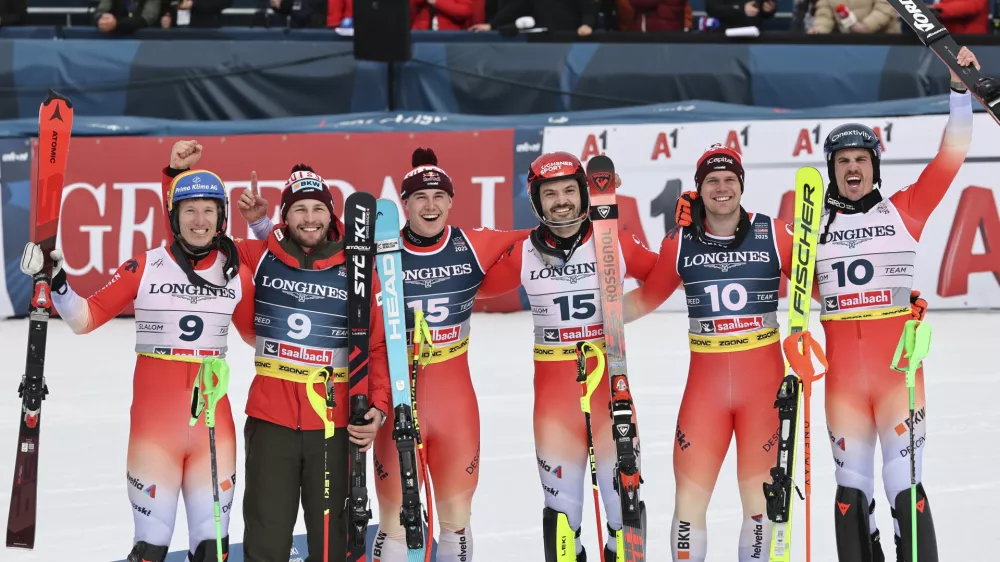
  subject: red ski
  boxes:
[6,90,74,550]
[587,155,646,561]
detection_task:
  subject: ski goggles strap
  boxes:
[305,366,336,439]
[575,341,606,416]
[189,357,231,429]
[891,319,932,387]
[782,331,828,386]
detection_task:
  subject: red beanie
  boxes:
[401,148,454,199]
[695,144,745,192]
[280,166,335,222]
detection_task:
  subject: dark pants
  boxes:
[243,417,349,562]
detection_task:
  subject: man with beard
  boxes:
[241,148,527,561]
[166,141,392,562]
[622,144,794,562]
[476,151,658,562]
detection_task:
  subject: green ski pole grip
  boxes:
[891,320,932,387]
[189,357,231,428]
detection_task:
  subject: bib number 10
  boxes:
[703,283,747,313]
[831,258,874,287]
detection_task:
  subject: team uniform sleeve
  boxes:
[623,231,683,323]
[889,90,973,240]
[230,263,258,347]
[463,227,532,273]
[52,254,146,335]
[249,217,275,241]
[476,240,524,298]
[367,273,392,419]
[619,229,659,284]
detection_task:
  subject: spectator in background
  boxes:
[160,0,232,28]
[627,0,688,31]
[412,0,482,29]
[808,0,900,33]
[95,0,162,34]
[327,0,351,27]
[0,0,26,26]
[930,0,989,34]
[706,0,776,30]
[469,0,596,35]
[270,0,327,27]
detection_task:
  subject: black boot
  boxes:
[872,529,885,562]
[895,534,904,562]
[127,541,168,562]
[189,536,230,561]
[604,545,617,561]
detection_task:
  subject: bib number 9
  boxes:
[287,313,312,340]
[703,283,747,313]
[831,259,874,288]
[178,315,204,342]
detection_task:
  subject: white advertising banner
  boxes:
[543,112,1000,311]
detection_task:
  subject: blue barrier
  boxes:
[0,37,995,120]
[0,94,965,138]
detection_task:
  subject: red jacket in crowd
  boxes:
[627,0,689,31]
[327,0,351,27]
[933,0,989,34]
[411,0,483,30]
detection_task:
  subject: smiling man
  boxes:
[621,144,795,562]
[477,151,658,562]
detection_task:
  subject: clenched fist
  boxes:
[170,140,203,170]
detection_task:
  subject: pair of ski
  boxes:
[330,193,433,562]
[574,155,647,562]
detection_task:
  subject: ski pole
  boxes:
[891,319,932,562]
[781,331,828,562]
[576,341,607,562]
[410,310,435,562]
[305,366,335,562]
[189,357,231,562]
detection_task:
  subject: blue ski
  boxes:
[374,199,426,561]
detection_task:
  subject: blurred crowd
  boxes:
[0,0,991,37]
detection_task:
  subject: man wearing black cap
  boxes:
[169,143,392,562]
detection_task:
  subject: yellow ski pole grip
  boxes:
[305,367,335,439]
[576,341,606,415]
[413,310,435,368]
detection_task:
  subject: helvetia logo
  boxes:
[751,515,763,559]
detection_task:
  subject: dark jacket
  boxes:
[491,0,597,31]
[94,0,162,33]
[272,0,328,28]
[705,0,775,29]
[627,0,686,31]
[165,0,233,28]
[0,0,26,25]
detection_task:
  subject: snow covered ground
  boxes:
[2,310,997,561]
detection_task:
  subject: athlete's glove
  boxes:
[910,289,927,321]
[20,242,67,293]
[675,191,697,228]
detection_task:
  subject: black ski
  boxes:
[888,0,1000,124]
[344,191,377,559]
[7,90,74,550]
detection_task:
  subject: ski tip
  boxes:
[794,167,824,189]
[586,155,616,194]
[43,88,73,109]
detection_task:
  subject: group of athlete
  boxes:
[18,46,979,562]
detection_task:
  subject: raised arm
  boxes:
[623,230,683,323]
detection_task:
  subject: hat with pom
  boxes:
[401,148,454,199]
[280,164,335,222]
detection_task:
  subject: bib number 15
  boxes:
[703,283,747,313]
